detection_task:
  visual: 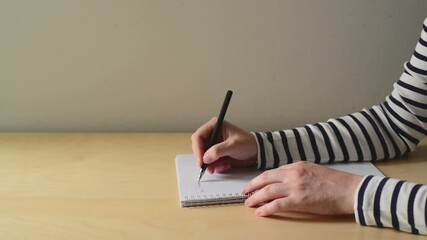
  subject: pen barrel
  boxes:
[205,90,233,150]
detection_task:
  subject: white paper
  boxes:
[175,154,384,207]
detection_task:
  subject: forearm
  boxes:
[253,18,427,170]
[251,104,415,169]
[355,175,427,235]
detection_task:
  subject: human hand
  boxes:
[242,161,363,216]
[191,118,257,174]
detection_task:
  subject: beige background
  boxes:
[1,0,427,132]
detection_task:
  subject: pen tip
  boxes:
[198,169,204,183]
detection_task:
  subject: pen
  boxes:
[198,90,233,183]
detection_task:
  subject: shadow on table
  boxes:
[265,211,355,223]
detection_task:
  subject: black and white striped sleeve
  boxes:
[355,176,427,235]
[252,17,427,234]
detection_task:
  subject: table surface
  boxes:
[0,133,426,239]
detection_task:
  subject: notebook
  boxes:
[175,154,384,207]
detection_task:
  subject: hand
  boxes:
[191,118,257,174]
[243,161,363,216]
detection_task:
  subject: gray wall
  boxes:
[1,0,426,132]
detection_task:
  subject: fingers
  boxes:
[191,118,218,166]
[245,183,288,207]
[255,198,296,217]
[191,118,257,174]
[207,161,231,174]
[244,162,363,217]
[213,161,231,173]
[242,167,296,217]
[203,140,234,164]
[243,169,284,194]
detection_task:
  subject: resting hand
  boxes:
[191,118,257,174]
[243,161,363,216]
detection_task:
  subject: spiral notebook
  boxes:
[175,154,384,207]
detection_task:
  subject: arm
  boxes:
[355,19,427,234]
[356,176,427,235]
[191,17,427,235]
[253,19,427,169]
[252,17,427,235]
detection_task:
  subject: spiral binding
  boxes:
[182,192,252,207]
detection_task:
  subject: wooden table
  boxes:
[0,133,425,239]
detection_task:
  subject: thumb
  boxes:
[203,140,234,164]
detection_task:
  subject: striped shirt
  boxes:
[252,17,427,235]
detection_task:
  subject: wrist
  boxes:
[343,174,363,214]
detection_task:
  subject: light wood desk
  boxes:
[0,133,425,239]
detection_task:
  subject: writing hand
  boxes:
[191,118,257,174]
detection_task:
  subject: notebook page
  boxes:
[175,154,262,207]
[175,154,384,207]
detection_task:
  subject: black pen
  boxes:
[198,90,233,183]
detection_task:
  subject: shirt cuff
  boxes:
[354,175,427,234]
